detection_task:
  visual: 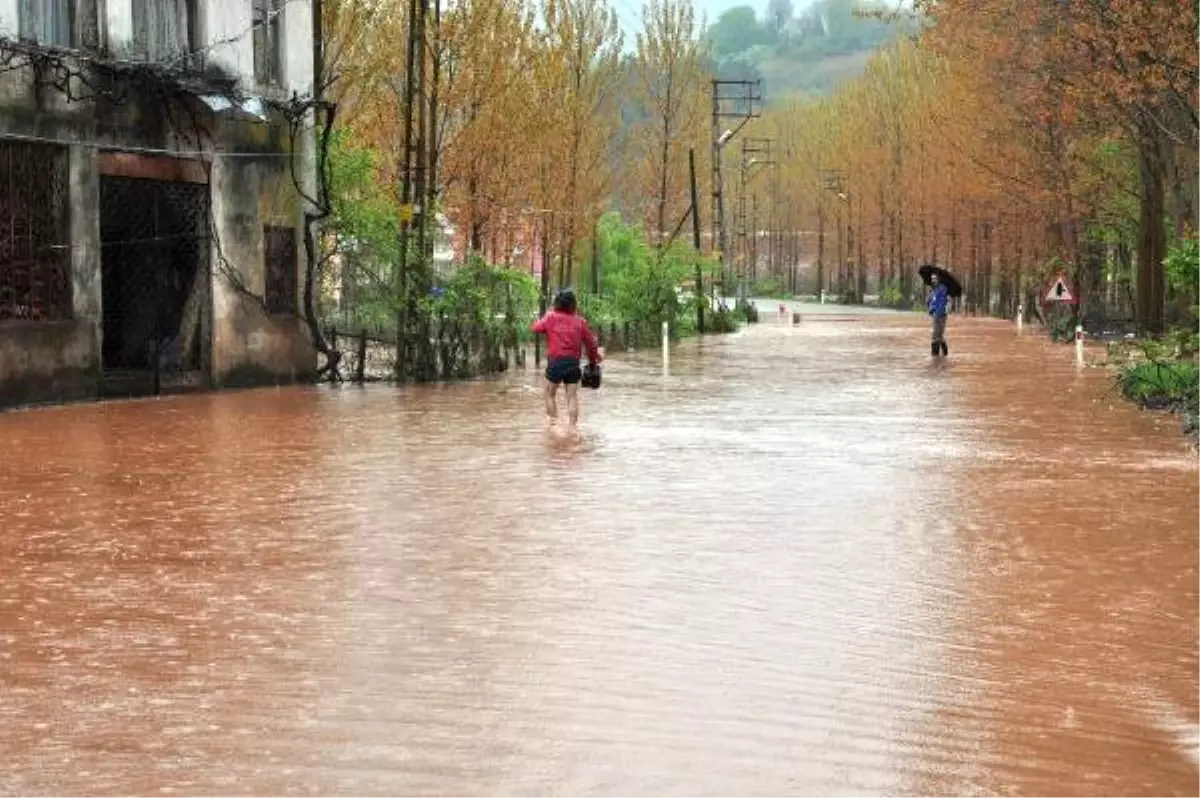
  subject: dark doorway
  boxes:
[99,175,209,396]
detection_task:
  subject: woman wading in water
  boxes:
[531,289,602,437]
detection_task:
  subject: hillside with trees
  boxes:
[705,0,913,97]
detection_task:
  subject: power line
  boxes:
[0,129,312,159]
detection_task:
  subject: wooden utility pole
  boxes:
[689,147,704,333]
[750,194,758,282]
[537,214,552,366]
[425,0,441,264]
[395,0,421,380]
[591,218,600,296]
[817,207,825,299]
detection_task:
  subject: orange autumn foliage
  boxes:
[754,0,1196,330]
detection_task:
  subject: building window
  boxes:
[264,226,297,315]
[77,0,102,50]
[0,141,72,322]
[131,0,190,60]
[19,0,74,47]
[253,0,283,87]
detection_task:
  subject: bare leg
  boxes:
[544,380,559,425]
[565,383,580,431]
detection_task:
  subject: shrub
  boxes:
[572,212,733,345]
[878,281,904,308]
[707,307,740,333]
[1047,309,1076,343]
[1118,359,1199,438]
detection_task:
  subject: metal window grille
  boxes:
[0,141,72,322]
[131,0,188,60]
[19,0,74,47]
[264,226,297,315]
[99,176,210,372]
[252,0,283,87]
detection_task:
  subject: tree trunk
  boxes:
[1135,115,1167,335]
[981,221,992,316]
[656,74,673,249]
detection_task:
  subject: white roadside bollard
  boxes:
[1017,304,1024,333]
[662,320,670,375]
[819,290,826,305]
[1075,324,1084,366]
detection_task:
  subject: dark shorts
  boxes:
[545,357,582,385]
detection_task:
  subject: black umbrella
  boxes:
[918,264,963,298]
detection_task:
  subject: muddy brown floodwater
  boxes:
[0,306,1196,796]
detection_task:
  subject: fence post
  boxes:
[623,321,630,351]
[356,329,368,382]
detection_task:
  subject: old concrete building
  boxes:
[0,0,318,407]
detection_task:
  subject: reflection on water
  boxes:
[0,309,1195,795]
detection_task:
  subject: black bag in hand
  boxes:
[581,362,601,389]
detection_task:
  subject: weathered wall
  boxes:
[209,151,315,387]
[280,0,315,97]
[0,322,99,406]
[0,56,177,408]
[0,0,314,96]
[0,133,104,407]
[0,2,317,406]
[204,0,254,83]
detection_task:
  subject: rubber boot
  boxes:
[931,342,940,357]
[940,341,949,356]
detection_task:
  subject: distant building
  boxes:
[0,0,318,406]
[446,209,545,280]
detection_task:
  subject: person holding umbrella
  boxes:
[918,264,961,357]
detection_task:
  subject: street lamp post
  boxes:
[822,169,851,301]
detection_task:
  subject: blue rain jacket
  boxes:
[927,284,949,317]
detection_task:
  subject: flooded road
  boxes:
[1,305,1196,796]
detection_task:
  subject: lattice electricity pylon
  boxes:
[821,168,848,196]
[711,79,764,281]
[712,79,764,121]
[740,136,775,169]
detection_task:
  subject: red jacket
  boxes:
[531,310,602,363]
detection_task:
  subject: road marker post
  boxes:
[662,321,669,376]
[1075,325,1084,366]
[1017,304,1024,333]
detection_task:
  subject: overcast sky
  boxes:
[694,0,815,25]
[609,0,817,39]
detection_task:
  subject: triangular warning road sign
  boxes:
[1044,273,1076,303]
